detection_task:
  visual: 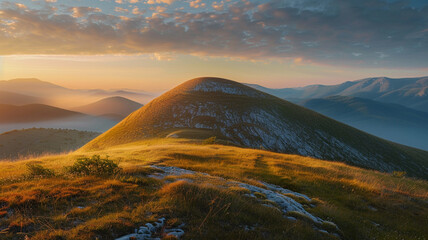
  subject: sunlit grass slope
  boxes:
[82,77,428,179]
[0,138,427,240]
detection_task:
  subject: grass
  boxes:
[0,138,427,239]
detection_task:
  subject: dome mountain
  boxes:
[82,77,428,179]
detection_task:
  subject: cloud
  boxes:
[189,0,206,9]
[70,7,102,18]
[146,0,176,5]
[115,7,129,13]
[0,0,427,68]
[132,7,145,15]
[212,2,224,11]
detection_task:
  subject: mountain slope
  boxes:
[0,104,84,123]
[0,91,46,105]
[2,138,427,239]
[0,128,99,160]
[0,78,71,97]
[83,77,428,179]
[249,76,428,112]
[301,96,428,150]
[72,96,142,121]
[0,104,118,133]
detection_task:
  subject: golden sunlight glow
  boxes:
[2,55,427,91]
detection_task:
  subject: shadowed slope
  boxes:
[0,91,45,105]
[301,96,428,150]
[0,104,85,123]
[82,77,428,179]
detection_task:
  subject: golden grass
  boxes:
[0,138,427,239]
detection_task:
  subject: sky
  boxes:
[0,0,428,91]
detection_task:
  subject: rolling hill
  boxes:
[0,91,46,105]
[0,104,118,133]
[82,77,428,179]
[0,78,155,107]
[301,96,428,150]
[0,104,84,123]
[0,128,99,160]
[248,76,428,112]
[0,78,71,97]
[72,96,143,121]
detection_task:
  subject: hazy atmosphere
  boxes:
[0,1,427,240]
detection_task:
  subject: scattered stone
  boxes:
[115,218,184,240]
[146,165,340,236]
[165,228,185,238]
[368,206,378,211]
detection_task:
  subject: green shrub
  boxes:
[392,171,406,178]
[66,155,121,177]
[203,136,217,145]
[26,163,55,178]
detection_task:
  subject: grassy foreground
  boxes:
[0,138,427,240]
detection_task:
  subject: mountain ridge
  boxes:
[247,76,428,112]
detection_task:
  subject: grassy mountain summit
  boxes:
[82,77,428,179]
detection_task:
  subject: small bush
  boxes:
[66,155,121,177]
[26,163,55,178]
[392,171,406,178]
[203,136,217,145]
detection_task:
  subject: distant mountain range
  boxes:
[248,76,428,112]
[0,78,150,133]
[83,77,428,179]
[0,91,46,105]
[301,96,428,150]
[0,103,118,133]
[0,104,84,123]
[0,78,154,107]
[73,96,143,121]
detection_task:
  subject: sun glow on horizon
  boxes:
[2,54,428,92]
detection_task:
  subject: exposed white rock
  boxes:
[232,181,323,223]
[165,228,185,238]
[150,165,339,231]
[190,80,267,99]
[115,218,184,240]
